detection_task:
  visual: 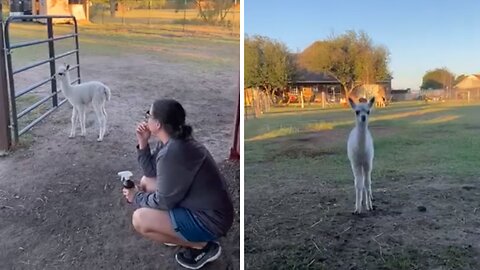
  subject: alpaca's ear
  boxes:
[66,64,70,70]
[348,97,356,109]
[368,97,375,108]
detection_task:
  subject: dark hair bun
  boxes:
[151,99,193,140]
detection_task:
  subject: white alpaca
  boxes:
[57,64,111,141]
[347,97,375,214]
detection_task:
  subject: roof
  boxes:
[455,74,480,89]
[295,69,338,83]
[294,69,392,84]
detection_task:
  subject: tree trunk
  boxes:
[343,82,357,101]
[264,88,273,112]
[196,0,208,22]
[219,3,231,22]
[342,85,350,100]
[109,0,116,17]
[345,89,352,100]
[263,86,274,105]
[253,89,260,118]
[81,0,90,22]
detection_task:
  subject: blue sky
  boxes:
[245,0,480,89]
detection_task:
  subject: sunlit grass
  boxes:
[245,103,480,185]
[415,115,460,125]
[247,105,449,141]
[7,20,238,69]
[247,127,299,141]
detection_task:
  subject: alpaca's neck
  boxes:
[355,123,368,149]
[60,73,73,97]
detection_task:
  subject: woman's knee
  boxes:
[132,208,171,234]
[132,208,148,233]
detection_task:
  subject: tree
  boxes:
[420,68,454,90]
[298,30,391,98]
[244,36,262,89]
[90,0,116,17]
[454,74,467,86]
[194,0,235,23]
[109,0,116,17]
[296,40,330,73]
[244,35,296,100]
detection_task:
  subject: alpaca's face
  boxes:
[57,64,70,77]
[349,97,374,124]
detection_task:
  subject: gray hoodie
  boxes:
[133,138,234,238]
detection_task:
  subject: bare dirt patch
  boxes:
[265,126,399,162]
[245,174,480,269]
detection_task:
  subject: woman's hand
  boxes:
[136,122,151,148]
[122,187,138,203]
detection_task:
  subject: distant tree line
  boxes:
[90,0,236,23]
[245,30,391,100]
[420,68,467,90]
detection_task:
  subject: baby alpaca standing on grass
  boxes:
[57,64,111,141]
[347,97,375,214]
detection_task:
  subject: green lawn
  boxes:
[246,101,480,185]
[245,101,480,269]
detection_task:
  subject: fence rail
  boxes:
[0,13,81,150]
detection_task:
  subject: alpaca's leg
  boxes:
[101,103,108,136]
[69,107,78,138]
[366,163,373,202]
[352,164,364,214]
[364,165,373,211]
[78,106,86,136]
[93,103,105,141]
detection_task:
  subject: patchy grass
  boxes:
[246,103,480,184]
[8,21,238,69]
[245,102,480,141]
[245,101,480,269]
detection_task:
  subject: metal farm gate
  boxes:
[0,6,81,152]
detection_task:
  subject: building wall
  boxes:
[34,0,88,23]
[391,92,418,101]
[40,0,70,15]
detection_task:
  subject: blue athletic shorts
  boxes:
[169,208,217,242]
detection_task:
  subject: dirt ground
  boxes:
[0,51,239,269]
[245,126,480,270]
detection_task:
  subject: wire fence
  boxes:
[1,0,239,35]
[89,0,240,34]
[245,86,480,120]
